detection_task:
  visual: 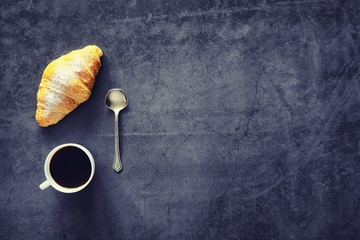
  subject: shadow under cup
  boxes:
[40,143,95,193]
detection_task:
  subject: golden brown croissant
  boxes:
[35,45,103,127]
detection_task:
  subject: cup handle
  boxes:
[39,180,50,190]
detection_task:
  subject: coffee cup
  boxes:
[39,143,95,193]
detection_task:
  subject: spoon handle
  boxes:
[113,111,122,172]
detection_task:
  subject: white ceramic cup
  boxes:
[39,143,95,193]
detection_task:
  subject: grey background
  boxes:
[1,0,360,239]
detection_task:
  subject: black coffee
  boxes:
[50,146,91,188]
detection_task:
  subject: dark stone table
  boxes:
[1,0,360,239]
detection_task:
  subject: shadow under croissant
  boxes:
[37,55,111,141]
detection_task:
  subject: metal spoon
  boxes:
[105,88,128,172]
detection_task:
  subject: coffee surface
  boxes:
[50,146,91,188]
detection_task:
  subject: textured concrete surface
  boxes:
[1,0,360,239]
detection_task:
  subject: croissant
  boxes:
[35,45,103,127]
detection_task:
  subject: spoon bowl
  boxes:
[105,89,128,112]
[105,88,128,172]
